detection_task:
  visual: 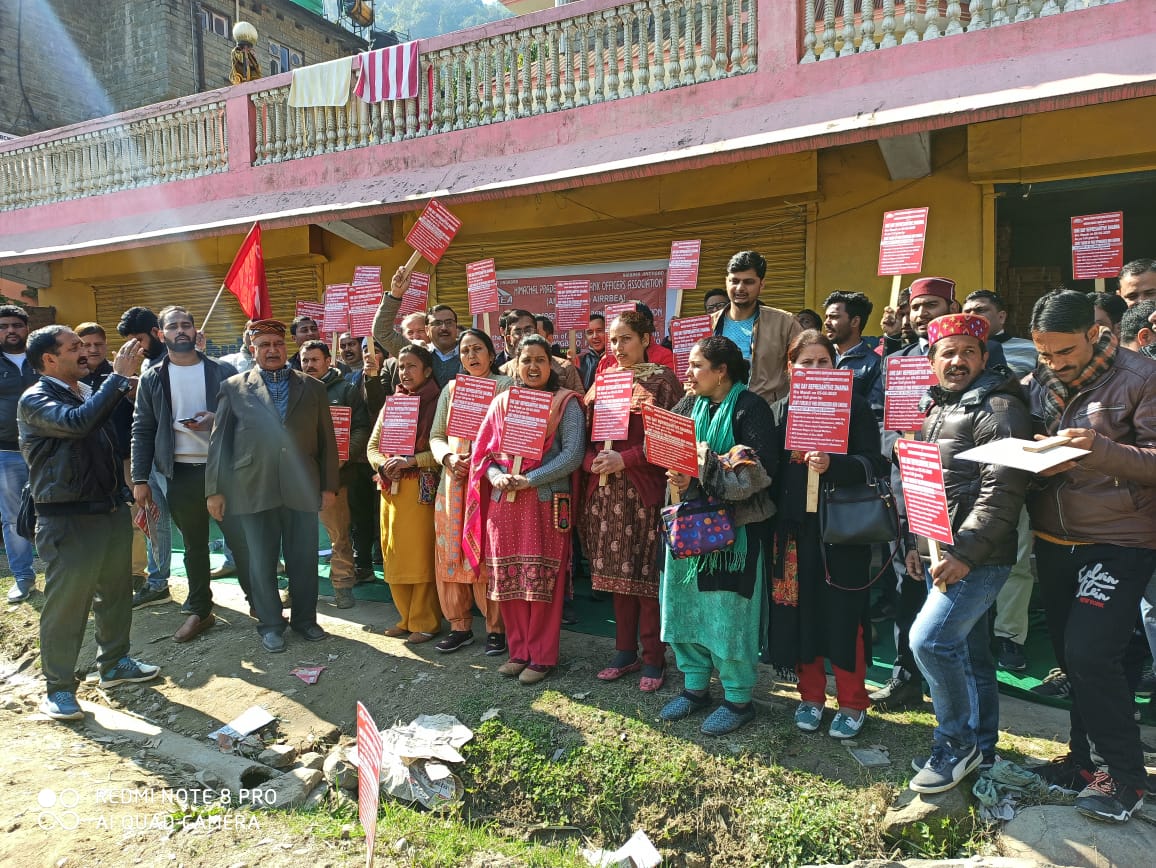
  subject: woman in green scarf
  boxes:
[659,336,778,735]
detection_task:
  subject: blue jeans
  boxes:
[144,470,172,589]
[911,563,1010,753]
[0,450,35,586]
[1140,570,1156,663]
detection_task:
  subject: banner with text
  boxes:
[499,388,554,461]
[405,200,461,265]
[377,394,420,455]
[784,368,854,454]
[1071,211,1124,280]
[884,356,937,432]
[878,207,930,276]
[642,404,698,477]
[445,375,499,441]
[896,439,954,545]
[591,371,634,442]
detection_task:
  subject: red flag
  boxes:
[222,223,271,320]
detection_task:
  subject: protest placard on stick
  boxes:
[784,368,853,512]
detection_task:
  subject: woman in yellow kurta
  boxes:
[367,344,442,643]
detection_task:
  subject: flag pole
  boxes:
[201,283,228,333]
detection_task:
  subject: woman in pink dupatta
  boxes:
[463,336,585,685]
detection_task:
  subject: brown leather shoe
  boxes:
[172,613,215,643]
[519,666,551,685]
[497,659,528,677]
[406,631,437,644]
[382,626,409,638]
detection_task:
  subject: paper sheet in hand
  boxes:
[955,438,1090,473]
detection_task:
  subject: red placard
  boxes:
[322,284,350,335]
[884,356,938,432]
[352,265,381,286]
[376,394,420,455]
[1071,211,1124,280]
[295,300,325,323]
[393,272,430,327]
[670,314,714,379]
[642,404,698,477]
[554,280,592,332]
[466,259,500,316]
[404,199,462,265]
[603,302,636,322]
[877,207,930,276]
[499,388,554,461]
[348,283,383,338]
[330,405,352,462]
[784,368,854,454]
[356,701,383,861]
[446,375,498,441]
[896,440,954,545]
[666,240,702,290]
[591,370,634,442]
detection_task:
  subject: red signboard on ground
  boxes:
[642,404,699,477]
[393,272,430,327]
[352,265,381,286]
[554,280,592,332]
[356,701,383,863]
[466,258,500,316]
[322,284,350,335]
[445,375,498,441]
[295,300,325,323]
[404,199,462,265]
[499,388,554,461]
[330,406,352,463]
[377,394,420,455]
[670,314,714,379]
[896,439,954,545]
[591,371,634,443]
[877,207,930,276]
[1071,211,1124,280]
[348,283,383,337]
[665,240,702,290]
[784,368,854,454]
[884,356,938,432]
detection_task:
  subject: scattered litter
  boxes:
[581,829,662,868]
[571,691,591,700]
[973,759,1046,822]
[290,666,326,685]
[551,748,566,762]
[327,654,339,661]
[349,714,474,810]
[847,744,891,768]
[479,707,500,722]
[208,705,276,749]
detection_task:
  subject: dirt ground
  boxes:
[3,568,1154,868]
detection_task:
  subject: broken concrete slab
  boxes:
[261,767,324,810]
[1001,804,1156,868]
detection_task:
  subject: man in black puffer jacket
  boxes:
[905,314,1031,796]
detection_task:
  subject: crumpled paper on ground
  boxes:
[349,714,474,810]
[581,829,662,868]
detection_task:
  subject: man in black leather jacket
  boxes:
[18,326,160,721]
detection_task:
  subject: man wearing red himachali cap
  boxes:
[904,313,1032,795]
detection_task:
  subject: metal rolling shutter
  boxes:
[434,204,808,317]
[92,266,322,355]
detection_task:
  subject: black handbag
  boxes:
[818,455,899,546]
[16,483,36,541]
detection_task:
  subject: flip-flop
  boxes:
[597,661,642,681]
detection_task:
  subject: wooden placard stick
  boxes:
[390,467,400,496]
[889,274,903,309]
[669,482,681,504]
[598,440,612,487]
[806,467,820,512]
[482,312,491,336]
[400,249,422,280]
[506,455,523,502]
[568,329,577,359]
[1095,277,1106,293]
[929,538,946,593]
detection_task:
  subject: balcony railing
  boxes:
[251,0,757,165]
[801,0,1120,62]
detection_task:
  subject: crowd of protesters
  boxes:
[6,253,1156,826]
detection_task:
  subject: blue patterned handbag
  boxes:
[661,498,736,560]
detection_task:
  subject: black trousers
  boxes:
[237,506,319,636]
[347,465,378,571]
[1035,539,1156,792]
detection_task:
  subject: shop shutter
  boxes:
[433,203,808,318]
[92,265,322,355]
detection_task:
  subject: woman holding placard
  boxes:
[430,329,514,655]
[766,330,888,739]
[580,311,681,691]
[660,336,777,735]
[463,335,585,685]
[367,344,443,643]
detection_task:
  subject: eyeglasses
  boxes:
[705,301,728,313]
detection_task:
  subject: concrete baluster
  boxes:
[901,0,921,43]
[530,27,546,114]
[945,0,964,33]
[503,33,518,120]
[821,0,838,57]
[880,0,899,45]
[617,10,633,98]
[590,18,606,104]
[560,23,575,111]
[839,1,858,56]
[860,0,877,50]
[1018,1,1037,22]
[480,42,494,124]
[649,0,666,87]
[550,21,565,109]
[518,32,532,117]
[630,8,648,95]
[251,93,268,164]
[966,0,987,30]
[466,44,480,127]
[924,0,942,38]
[801,0,817,62]
[1039,1,1063,16]
[679,0,695,84]
[991,0,1010,25]
[744,0,757,71]
[574,19,591,107]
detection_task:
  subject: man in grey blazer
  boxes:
[206,319,340,653]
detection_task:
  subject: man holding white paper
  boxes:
[1026,289,1156,824]
[905,314,1031,795]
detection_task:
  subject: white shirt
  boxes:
[168,361,209,463]
[4,352,27,370]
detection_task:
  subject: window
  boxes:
[269,40,304,75]
[199,8,231,38]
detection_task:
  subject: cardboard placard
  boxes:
[591,370,634,443]
[330,405,352,463]
[322,284,350,335]
[877,207,930,276]
[642,404,698,477]
[377,394,420,455]
[665,240,702,290]
[1071,211,1124,280]
[352,265,382,286]
[896,439,954,546]
[466,259,500,316]
[445,375,498,441]
[554,280,592,332]
[393,272,431,327]
[356,702,383,865]
[348,283,383,338]
[883,356,938,432]
[784,368,854,454]
[499,388,554,461]
[295,300,325,323]
[405,199,462,265]
[670,314,714,378]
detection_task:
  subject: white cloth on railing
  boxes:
[287,56,354,108]
[354,41,421,103]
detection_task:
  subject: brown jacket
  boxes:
[1027,348,1156,548]
[710,304,801,405]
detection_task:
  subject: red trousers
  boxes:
[614,593,665,668]
[796,626,869,712]
[500,586,564,668]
